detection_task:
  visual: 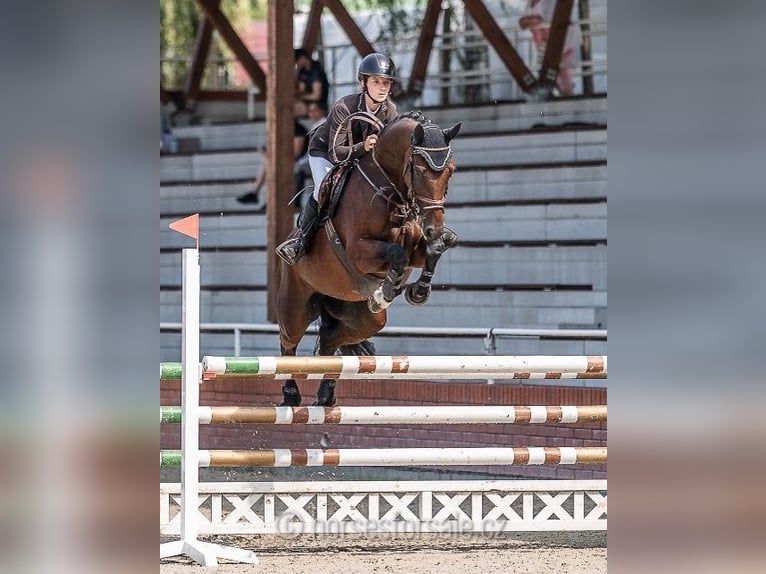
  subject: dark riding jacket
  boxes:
[308,93,398,163]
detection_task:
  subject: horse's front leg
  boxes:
[405,227,458,305]
[348,239,408,313]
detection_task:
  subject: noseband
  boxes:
[335,112,452,218]
[404,132,454,212]
[366,124,452,218]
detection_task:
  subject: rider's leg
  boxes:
[276,197,319,265]
[276,155,333,265]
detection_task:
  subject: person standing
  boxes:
[519,0,581,96]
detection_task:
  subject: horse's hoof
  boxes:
[314,380,336,406]
[280,381,302,406]
[404,283,430,305]
[312,397,336,407]
[441,228,458,248]
[368,298,384,313]
[381,279,396,302]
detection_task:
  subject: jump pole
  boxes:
[197,354,607,380]
[160,447,608,467]
[160,404,608,425]
[160,227,258,566]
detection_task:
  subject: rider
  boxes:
[276,52,399,265]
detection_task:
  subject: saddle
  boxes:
[316,161,354,220]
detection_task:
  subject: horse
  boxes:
[275,111,461,406]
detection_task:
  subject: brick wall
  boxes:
[161,378,606,480]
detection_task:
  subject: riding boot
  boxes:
[276,196,320,265]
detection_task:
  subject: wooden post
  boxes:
[194,0,267,94]
[302,0,324,54]
[322,0,375,56]
[539,0,575,88]
[463,0,536,93]
[406,0,442,97]
[266,0,295,322]
[183,3,218,111]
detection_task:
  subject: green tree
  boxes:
[160,0,267,89]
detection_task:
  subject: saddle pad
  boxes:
[317,161,355,220]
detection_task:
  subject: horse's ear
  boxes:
[443,122,462,143]
[413,123,425,145]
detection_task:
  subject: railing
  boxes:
[160,15,606,107]
[160,322,606,357]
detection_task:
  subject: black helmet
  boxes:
[357,52,397,82]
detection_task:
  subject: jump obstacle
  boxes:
[160,404,607,424]
[160,244,607,567]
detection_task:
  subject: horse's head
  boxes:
[375,112,461,242]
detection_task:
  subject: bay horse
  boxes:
[275,111,461,406]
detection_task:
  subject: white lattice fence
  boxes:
[161,480,607,534]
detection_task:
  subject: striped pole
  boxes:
[160,405,607,425]
[160,447,607,467]
[199,355,607,380]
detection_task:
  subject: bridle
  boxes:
[333,112,453,220]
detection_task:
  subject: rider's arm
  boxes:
[328,99,366,163]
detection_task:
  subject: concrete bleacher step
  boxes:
[161,288,604,346]
[160,244,605,293]
[161,149,264,183]
[161,285,605,322]
[169,97,607,152]
[159,181,305,217]
[160,126,606,183]
[172,122,267,152]
[450,127,605,167]
[160,202,606,250]
[449,163,606,204]
[424,97,607,135]
[159,163,607,218]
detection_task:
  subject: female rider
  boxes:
[277,52,399,265]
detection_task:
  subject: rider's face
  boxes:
[366,76,392,100]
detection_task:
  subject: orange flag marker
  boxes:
[169,214,199,249]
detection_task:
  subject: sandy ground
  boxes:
[160,531,606,573]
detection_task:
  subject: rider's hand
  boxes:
[363,134,378,152]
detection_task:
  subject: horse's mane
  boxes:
[385,110,431,131]
[382,111,444,147]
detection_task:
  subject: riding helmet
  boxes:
[357,52,397,81]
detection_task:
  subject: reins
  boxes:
[332,111,452,218]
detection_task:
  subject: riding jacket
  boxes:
[308,92,398,164]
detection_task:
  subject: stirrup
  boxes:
[276,238,300,265]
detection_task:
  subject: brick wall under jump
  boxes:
[161,377,606,480]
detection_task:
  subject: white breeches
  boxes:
[309,155,334,201]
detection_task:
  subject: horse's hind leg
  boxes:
[278,346,302,407]
[313,302,388,406]
[276,267,320,406]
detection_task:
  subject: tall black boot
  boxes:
[276,197,320,265]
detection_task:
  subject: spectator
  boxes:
[160,96,177,153]
[294,102,328,209]
[294,48,329,118]
[277,53,398,265]
[519,0,581,96]
[237,120,309,213]
[236,147,267,211]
